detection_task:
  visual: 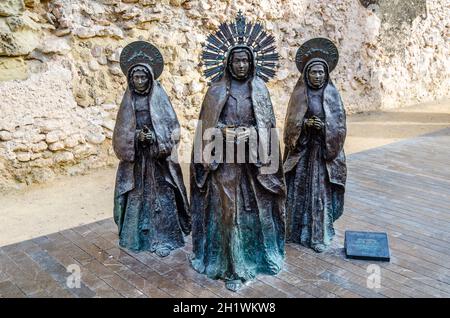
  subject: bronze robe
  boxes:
[283,76,346,248]
[113,64,190,252]
[190,71,286,283]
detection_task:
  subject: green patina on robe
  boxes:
[112,64,190,253]
[283,64,347,250]
[190,48,286,284]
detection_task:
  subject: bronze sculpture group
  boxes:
[112,12,347,292]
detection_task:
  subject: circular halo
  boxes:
[120,41,164,79]
[295,38,339,73]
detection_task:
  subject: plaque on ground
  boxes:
[344,231,390,262]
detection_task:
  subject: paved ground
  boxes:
[1,126,449,298]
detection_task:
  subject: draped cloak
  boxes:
[190,48,286,282]
[112,64,191,252]
[283,69,347,247]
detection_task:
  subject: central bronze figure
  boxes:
[190,12,286,292]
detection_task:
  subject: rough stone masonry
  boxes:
[0,0,448,191]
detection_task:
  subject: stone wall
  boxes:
[0,0,449,190]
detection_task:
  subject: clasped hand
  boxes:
[138,126,155,144]
[305,116,324,130]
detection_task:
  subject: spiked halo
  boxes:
[200,10,280,83]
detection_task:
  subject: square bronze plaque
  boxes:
[344,231,390,262]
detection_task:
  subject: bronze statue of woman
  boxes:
[112,41,190,257]
[283,38,347,253]
[190,12,286,292]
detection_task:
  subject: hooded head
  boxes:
[127,63,155,95]
[225,45,255,81]
[303,57,329,90]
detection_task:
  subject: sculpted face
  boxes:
[307,64,326,89]
[230,50,251,80]
[132,69,150,93]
